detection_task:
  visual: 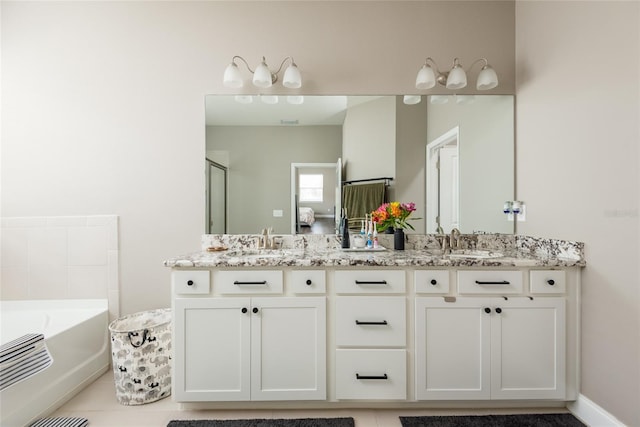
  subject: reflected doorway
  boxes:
[206,160,227,234]
[426,127,460,233]
[291,160,341,234]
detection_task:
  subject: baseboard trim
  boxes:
[568,394,625,426]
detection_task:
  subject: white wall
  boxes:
[207,125,342,234]
[343,97,396,181]
[515,2,639,426]
[1,0,516,316]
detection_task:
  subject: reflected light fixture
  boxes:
[429,95,450,105]
[415,57,498,91]
[260,95,279,105]
[403,95,422,105]
[287,95,304,105]
[234,95,253,104]
[223,56,302,89]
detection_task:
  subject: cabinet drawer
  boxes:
[336,297,406,347]
[530,270,566,294]
[214,270,283,295]
[335,349,406,400]
[458,270,523,295]
[173,270,210,294]
[415,270,450,294]
[335,270,405,294]
[290,270,326,294]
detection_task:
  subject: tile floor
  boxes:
[50,372,570,427]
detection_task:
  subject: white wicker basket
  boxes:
[108,308,171,405]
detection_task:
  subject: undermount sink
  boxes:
[447,250,504,259]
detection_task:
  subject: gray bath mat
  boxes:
[167,418,354,427]
[400,413,585,426]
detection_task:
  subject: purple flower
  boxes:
[402,202,416,212]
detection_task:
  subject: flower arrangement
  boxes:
[371,202,419,232]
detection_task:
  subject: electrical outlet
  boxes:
[516,204,526,222]
[273,210,283,217]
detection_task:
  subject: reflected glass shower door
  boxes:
[207,160,227,234]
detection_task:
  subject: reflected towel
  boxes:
[342,182,386,225]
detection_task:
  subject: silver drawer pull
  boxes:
[475,280,510,285]
[234,280,267,285]
[355,320,388,326]
[356,373,388,380]
[355,280,388,285]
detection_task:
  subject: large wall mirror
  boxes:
[205,95,514,235]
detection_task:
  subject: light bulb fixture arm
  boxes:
[422,57,442,75]
[231,55,255,74]
[466,58,490,72]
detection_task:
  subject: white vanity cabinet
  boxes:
[415,296,566,400]
[170,261,579,407]
[173,270,326,402]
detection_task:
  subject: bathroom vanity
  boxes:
[164,234,584,409]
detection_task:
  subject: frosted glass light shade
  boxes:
[234,95,253,104]
[260,95,279,104]
[287,95,304,105]
[403,95,422,105]
[429,95,449,104]
[253,61,273,88]
[446,65,467,89]
[223,63,243,88]
[283,64,302,88]
[415,65,436,90]
[455,95,475,104]
[476,65,498,90]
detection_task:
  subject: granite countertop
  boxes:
[163,247,585,269]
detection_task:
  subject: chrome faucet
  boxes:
[450,228,461,250]
[259,227,277,249]
[435,226,450,253]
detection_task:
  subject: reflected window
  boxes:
[299,174,323,202]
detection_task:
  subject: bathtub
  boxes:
[0,299,110,427]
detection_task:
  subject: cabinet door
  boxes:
[174,298,251,401]
[490,297,566,400]
[415,297,491,400]
[250,297,326,401]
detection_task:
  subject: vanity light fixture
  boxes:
[223,56,302,89]
[415,57,498,91]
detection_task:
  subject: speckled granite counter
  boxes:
[163,234,585,269]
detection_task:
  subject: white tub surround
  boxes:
[0,215,120,320]
[166,234,583,410]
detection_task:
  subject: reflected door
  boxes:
[207,160,227,234]
[426,127,459,233]
[438,146,459,231]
